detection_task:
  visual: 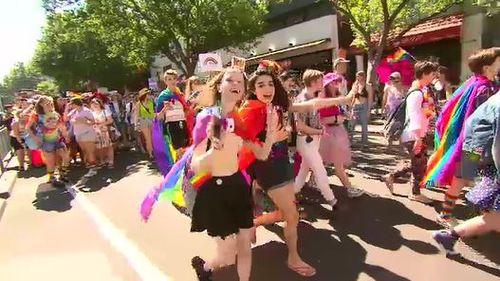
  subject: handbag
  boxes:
[466,173,500,211]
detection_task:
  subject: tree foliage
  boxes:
[33,10,141,90]
[330,0,461,83]
[43,0,269,76]
[36,80,60,96]
[0,63,43,96]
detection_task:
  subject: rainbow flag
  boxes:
[422,75,491,187]
[386,47,414,64]
[140,107,257,222]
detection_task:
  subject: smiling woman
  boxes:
[0,0,45,80]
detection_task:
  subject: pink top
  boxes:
[319,106,341,118]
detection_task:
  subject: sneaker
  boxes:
[191,256,212,281]
[409,194,433,204]
[347,187,365,198]
[84,168,98,178]
[431,230,459,255]
[59,175,70,183]
[436,215,459,229]
[326,197,338,209]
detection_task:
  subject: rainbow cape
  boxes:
[152,87,194,175]
[140,106,257,222]
[422,75,491,187]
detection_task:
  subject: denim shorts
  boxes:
[42,141,66,153]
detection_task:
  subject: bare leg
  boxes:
[204,236,237,270]
[454,212,500,237]
[268,183,316,277]
[16,149,25,169]
[235,228,253,281]
[141,126,153,157]
[334,162,353,189]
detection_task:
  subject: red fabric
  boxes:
[237,100,267,171]
[294,152,302,175]
[172,89,194,145]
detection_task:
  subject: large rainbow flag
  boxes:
[422,75,492,187]
[140,106,261,222]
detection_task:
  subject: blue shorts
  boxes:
[42,141,66,153]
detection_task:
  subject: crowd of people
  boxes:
[1,46,499,281]
[137,47,500,281]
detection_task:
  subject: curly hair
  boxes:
[247,60,289,111]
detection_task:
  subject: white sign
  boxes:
[199,53,223,72]
[148,78,158,91]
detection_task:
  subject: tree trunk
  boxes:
[366,44,385,87]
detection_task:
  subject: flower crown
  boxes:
[256,60,282,76]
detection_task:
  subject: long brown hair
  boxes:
[247,60,289,111]
[35,96,53,115]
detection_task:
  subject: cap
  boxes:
[333,58,350,68]
[389,72,401,79]
[323,72,342,88]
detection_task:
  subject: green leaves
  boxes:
[0,63,43,97]
[33,9,140,90]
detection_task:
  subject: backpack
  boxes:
[382,89,421,141]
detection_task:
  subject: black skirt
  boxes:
[191,171,254,238]
[164,120,189,149]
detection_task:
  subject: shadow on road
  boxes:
[70,150,144,193]
[32,183,74,212]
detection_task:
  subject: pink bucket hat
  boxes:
[323,72,342,88]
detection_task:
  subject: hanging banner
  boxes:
[148,78,159,91]
[199,53,223,72]
[231,56,246,71]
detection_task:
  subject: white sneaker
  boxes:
[326,197,338,209]
[347,187,365,198]
[409,194,433,204]
[84,168,98,178]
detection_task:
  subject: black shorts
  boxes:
[164,120,189,149]
[253,141,295,191]
[10,136,24,151]
[191,171,254,238]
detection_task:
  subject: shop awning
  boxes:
[398,13,463,47]
[349,13,463,54]
[246,38,332,65]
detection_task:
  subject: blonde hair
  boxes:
[302,69,323,87]
[163,69,178,80]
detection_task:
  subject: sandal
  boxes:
[288,263,316,277]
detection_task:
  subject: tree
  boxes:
[43,0,273,75]
[474,0,500,15]
[83,0,269,75]
[33,10,141,90]
[0,62,43,95]
[330,0,463,83]
[36,80,60,96]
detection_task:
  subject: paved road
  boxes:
[0,124,499,281]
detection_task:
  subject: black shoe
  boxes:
[191,256,212,281]
[59,175,70,183]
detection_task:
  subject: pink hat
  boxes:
[323,72,342,88]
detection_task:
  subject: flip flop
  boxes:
[288,264,316,277]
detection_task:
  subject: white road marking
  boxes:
[66,185,171,281]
